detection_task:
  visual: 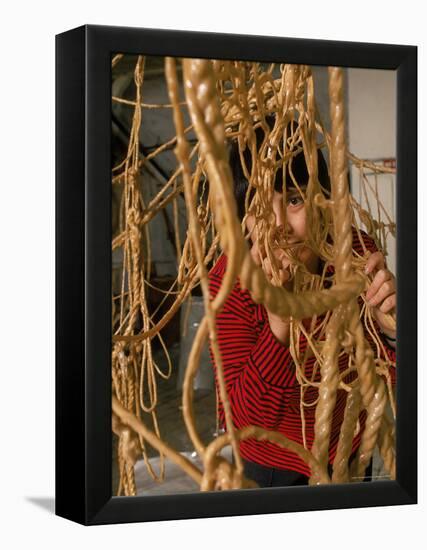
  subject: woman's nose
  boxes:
[274,206,293,234]
[274,203,285,228]
[273,195,293,234]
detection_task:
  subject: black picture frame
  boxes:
[55,24,417,526]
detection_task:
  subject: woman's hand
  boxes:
[249,239,292,345]
[364,251,396,344]
[250,236,293,289]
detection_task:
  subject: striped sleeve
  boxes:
[209,265,295,430]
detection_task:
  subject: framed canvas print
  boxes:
[55,24,417,525]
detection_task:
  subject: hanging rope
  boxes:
[111,55,396,493]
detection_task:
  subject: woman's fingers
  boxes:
[378,293,396,314]
[365,268,392,302]
[367,279,395,308]
[279,268,292,286]
[259,255,291,287]
[263,259,273,278]
[250,241,262,266]
[363,251,397,337]
[366,269,396,314]
[364,250,386,275]
[250,239,293,288]
[364,250,397,318]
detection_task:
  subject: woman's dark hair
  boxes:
[229,118,330,220]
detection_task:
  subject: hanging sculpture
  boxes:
[111,54,396,495]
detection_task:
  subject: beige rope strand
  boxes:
[113,396,203,484]
[310,67,357,482]
[331,386,362,483]
[111,55,397,492]
[180,57,245,475]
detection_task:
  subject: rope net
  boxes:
[111,55,396,494]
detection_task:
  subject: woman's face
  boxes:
[272,188,306,243]
[247,187,320,284]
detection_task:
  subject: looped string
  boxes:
[111,56,397,493]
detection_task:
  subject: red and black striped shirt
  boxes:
[208,228,396,477]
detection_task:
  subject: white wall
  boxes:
[348,68,397,273]
[348,68,397,159]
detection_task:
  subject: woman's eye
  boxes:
[288,196,304,206]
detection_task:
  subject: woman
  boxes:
[208,123,396,487]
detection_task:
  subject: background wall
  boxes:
[348,68,397,273]
[1,2,423,549]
